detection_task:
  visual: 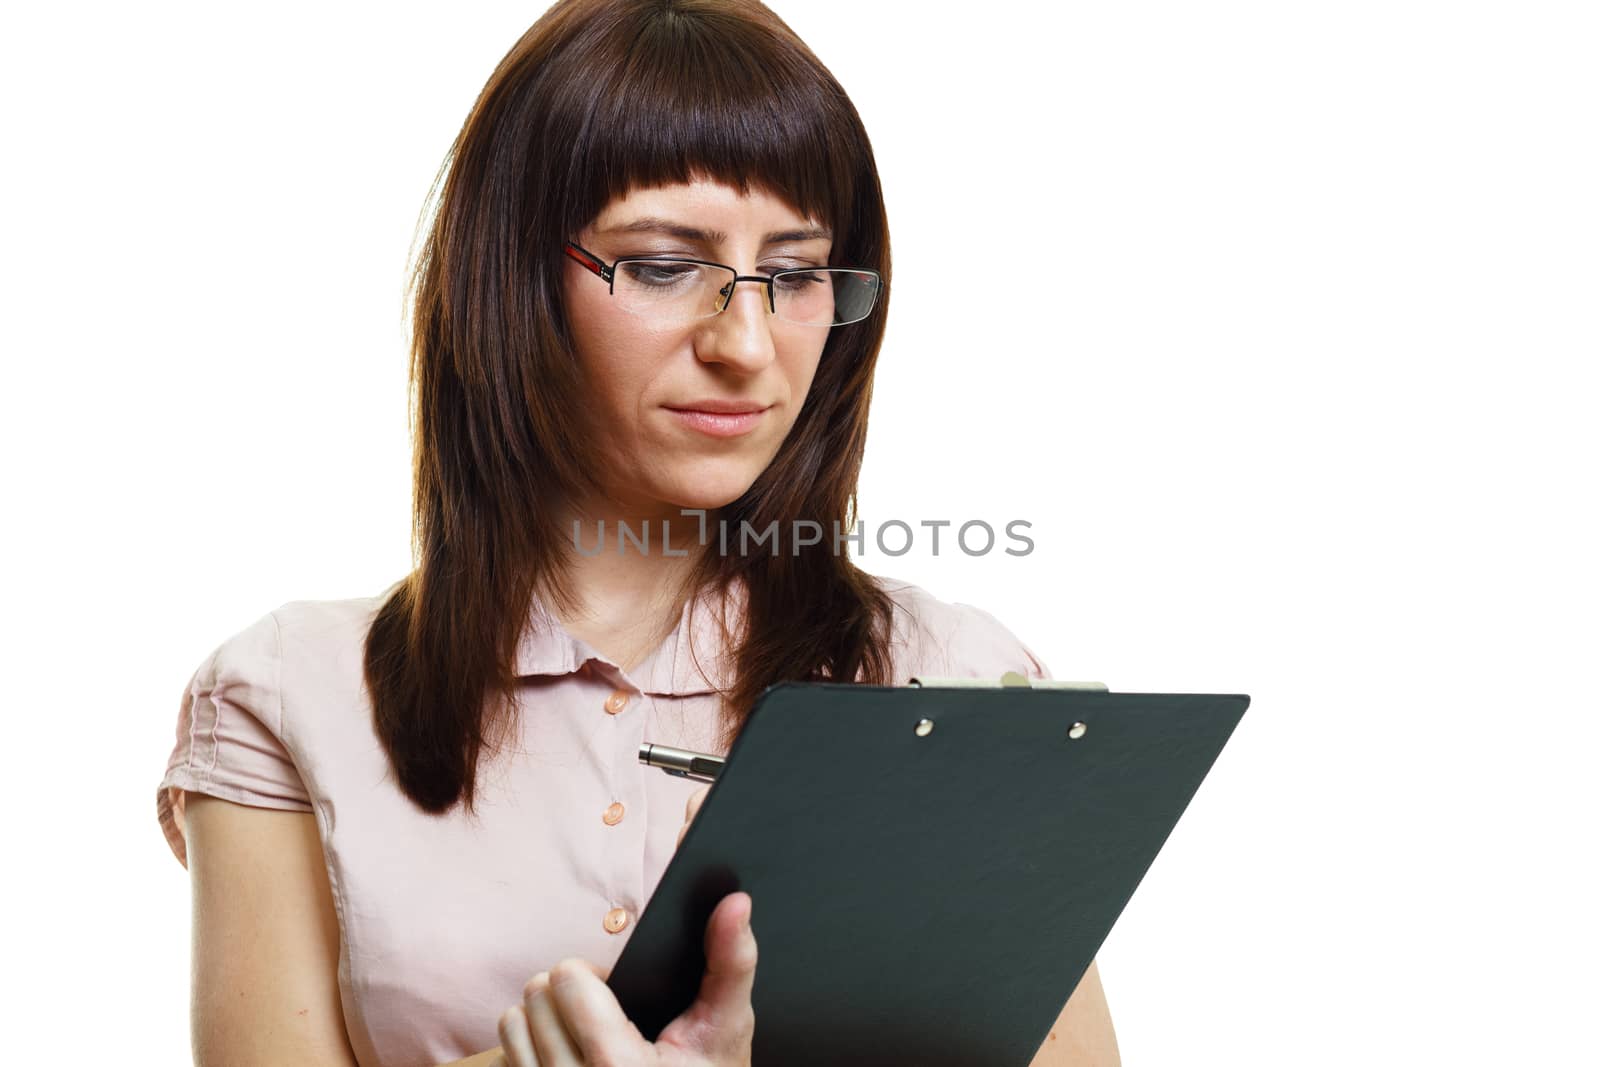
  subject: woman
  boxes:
[155,1,1121,1064]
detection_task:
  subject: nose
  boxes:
[693,277,777,373]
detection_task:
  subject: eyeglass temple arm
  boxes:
[564,242,613,282]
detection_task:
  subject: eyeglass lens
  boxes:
[612,261,879,327]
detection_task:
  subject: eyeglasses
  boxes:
[564,241,883,328]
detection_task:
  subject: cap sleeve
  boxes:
[156,608,313,869]
[945,601,1055,682]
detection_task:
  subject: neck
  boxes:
[543,495,713,633]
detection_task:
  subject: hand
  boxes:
[497,889,758,1066]
[677,783,711,850]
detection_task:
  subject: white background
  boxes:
[4,1,1595,1062]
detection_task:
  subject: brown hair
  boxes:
[364,0,898,815]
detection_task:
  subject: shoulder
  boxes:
[157,581,406,868]
[207,581,396,659]
[866,572,1053,683]
[198,584,401,746]
[203,589,391,685]
[267,587,399,719]
[268,589,392,663]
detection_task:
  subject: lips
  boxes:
[665,404,770,438]
[665,400,772,415]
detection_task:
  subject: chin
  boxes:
[659,464,764,512]
[663,485,751,512]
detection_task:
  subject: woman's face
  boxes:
[562,177,833,516]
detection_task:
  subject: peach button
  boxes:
[603,907,630,934]
[603,690,630,714]
[602,802,625,826]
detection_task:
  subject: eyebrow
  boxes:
[598,216,833,245]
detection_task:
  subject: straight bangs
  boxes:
[548,9,871,266]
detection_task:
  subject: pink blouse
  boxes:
[156,572,1052,1067]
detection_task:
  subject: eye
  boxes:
[773,270,827,292]
[619,261,703,287]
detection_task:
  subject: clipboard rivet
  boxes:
[914,718,935,737]
[1068,722,1088,740]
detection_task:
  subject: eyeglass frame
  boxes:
[562,240,884,326]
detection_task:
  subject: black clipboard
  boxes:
[607,680,1250,1066]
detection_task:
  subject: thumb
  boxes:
[677,784,712,850]
[684,891,758,1038]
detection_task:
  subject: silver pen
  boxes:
[638,742,725,783]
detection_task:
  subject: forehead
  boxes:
[591,178,830,243]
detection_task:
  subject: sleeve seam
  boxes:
[202,651,222,783]
[952,600,1053,680]
[180,663,204,787]
[270,609,287,740]
[943,603,973,676]
[265,607,313,803]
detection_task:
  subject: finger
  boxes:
[524,970,585,1067]
[685,783,710,823]
[677,785,710,849]
[684,891,759,1042]
[497,1004,540,1067]
[541,956,651,1064]
[573,957,612,983]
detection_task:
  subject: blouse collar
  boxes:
[513,576,745,697]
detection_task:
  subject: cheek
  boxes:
[565,275,657,414]
[565,270,617,361]
[783,340,827,405]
